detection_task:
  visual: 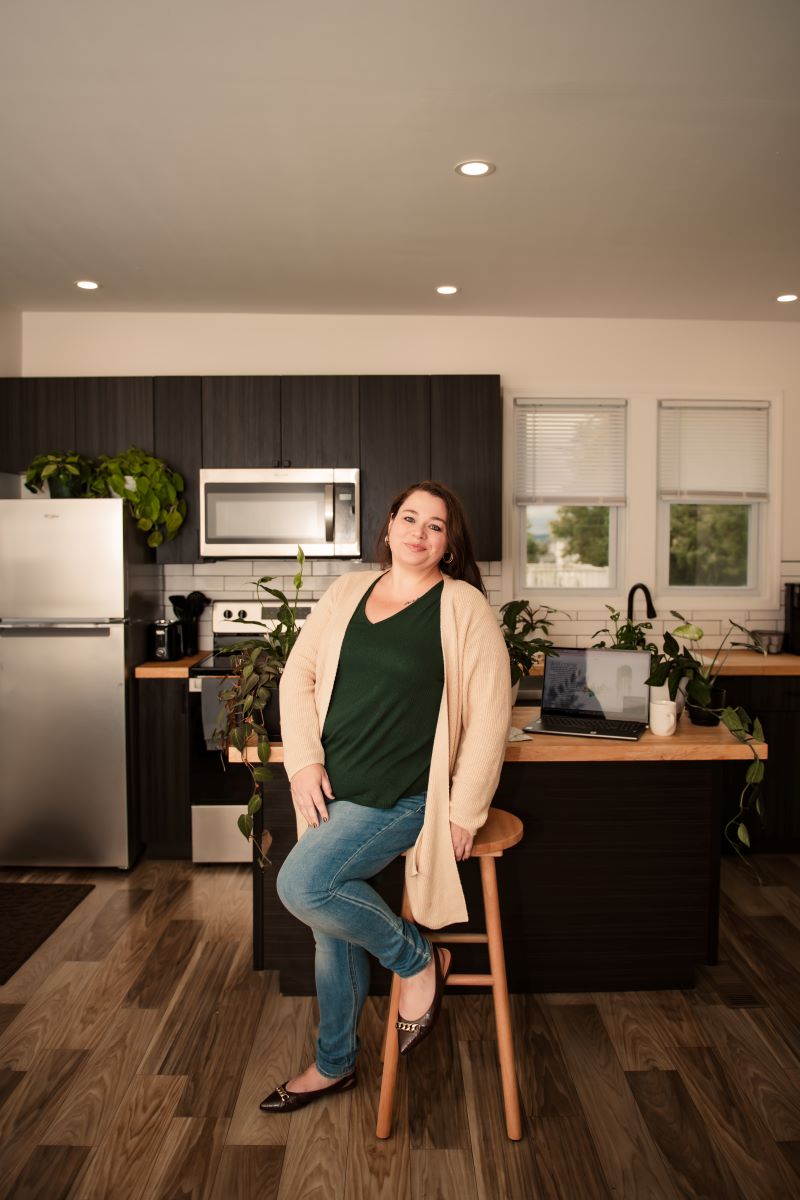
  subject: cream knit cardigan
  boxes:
[279,570,511,928]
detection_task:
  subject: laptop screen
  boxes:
[541,648,652,722]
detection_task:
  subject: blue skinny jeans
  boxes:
[276,792,431,1079]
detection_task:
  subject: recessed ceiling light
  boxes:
[455,160,496,177]
[75,280,100,290]
[436,285,459,295]
[777,293,798,302]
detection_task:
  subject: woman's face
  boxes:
[387,489,449,571]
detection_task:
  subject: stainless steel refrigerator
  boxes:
[0,498,160,867]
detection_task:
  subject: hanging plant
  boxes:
[90,446,186,547]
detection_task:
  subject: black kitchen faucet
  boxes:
[626,582,656,621]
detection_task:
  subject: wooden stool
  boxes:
[376,807,524,1141]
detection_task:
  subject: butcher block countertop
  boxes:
[134,653,208,678]
[136,648,800,681]
[234,705,766,766]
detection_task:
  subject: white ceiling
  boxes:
[1,0,799,321]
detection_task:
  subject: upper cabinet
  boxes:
[0,378,76,472]
[431,375,502,562]
[280,377,359,467]
[74,378,154,457]
[359,376,430,559]
[154,377,203,564]
[201,377,281,468]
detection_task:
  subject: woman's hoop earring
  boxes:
[384,535,390,547]
[442,551,454,564]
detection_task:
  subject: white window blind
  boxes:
[514,400,627,505]
[658,401,769,501]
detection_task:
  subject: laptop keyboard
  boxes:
[539,716,645,738]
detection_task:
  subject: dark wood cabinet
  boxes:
[154,377,202,564]
[201,376,281,467]
[719,675,800,852]
[74,377,154,457]
[280,376,359,467]
[359,375,430,559]
[431,375,502,561]
[1,371,504,565]
[136,679,191,858]
[0,378,76,472]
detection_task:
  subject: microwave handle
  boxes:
[324,483,335,542]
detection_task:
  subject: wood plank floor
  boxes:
[1,855,800,1199]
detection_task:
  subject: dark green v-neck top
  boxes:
[321,577,444,808]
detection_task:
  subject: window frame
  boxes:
[508,389,782,613]
[511,395,627,602]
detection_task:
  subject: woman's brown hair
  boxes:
[375,480,486,595]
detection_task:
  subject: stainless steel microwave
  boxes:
[199,468,360,558]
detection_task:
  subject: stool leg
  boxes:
[376,885,412,1139]
[480,855,522,1141]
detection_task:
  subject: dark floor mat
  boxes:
[0,882,95,983]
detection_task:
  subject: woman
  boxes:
[259,481,510,1112]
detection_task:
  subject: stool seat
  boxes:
[377,806,524,1142]
[470,808,523,856]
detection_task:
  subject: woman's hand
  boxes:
[290,764,335,828]
[450,821,474,861]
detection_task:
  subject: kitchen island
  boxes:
[240,707,767,995]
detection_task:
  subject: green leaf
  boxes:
[238,813,253,840]
[745,759,765,784]
[252,766,271,782]
[137,517,153,531]
[257,737,271,764]
[293,572,303,590]
[753,718,764,741]
[736,822,751,848]
[147,530,164,547]
[41,463,57,478]
[230,725,247,752]
[247,793,262,815]
[673,622,704,641]
[174,472,185,492]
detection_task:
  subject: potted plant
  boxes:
[499,600,561,701]
[647,612,767,864]
[592,604,658,652]
[216,549,306,867]
[24,452,94,498]
[654,612,763,727]
[89,446,186,548]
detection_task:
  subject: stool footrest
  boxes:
[447,972,494,986]
[428,932,488,944]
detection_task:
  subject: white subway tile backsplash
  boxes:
[188,561,256,576]
[310,559,370,576]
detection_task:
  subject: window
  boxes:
[514,400,626,590]
[657,400,769,591]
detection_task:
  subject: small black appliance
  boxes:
[784,583,800,654]
[151,619,183,661]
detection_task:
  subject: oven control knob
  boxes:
[223,609,232,619]
[238,609,247,619]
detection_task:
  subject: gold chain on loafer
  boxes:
[395,943,451,1055]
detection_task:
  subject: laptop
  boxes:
[523,647,652,741]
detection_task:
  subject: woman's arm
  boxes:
[279,575,345,781]
[448,601,511,838]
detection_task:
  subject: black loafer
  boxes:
[396,943,452,1056]
[259,1071,356,1113]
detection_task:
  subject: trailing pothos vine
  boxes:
[215,549,306,868]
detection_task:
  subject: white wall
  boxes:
[21,310,800,638]
[0,311,22,375]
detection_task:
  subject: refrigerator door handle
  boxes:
[0,624,113,637]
